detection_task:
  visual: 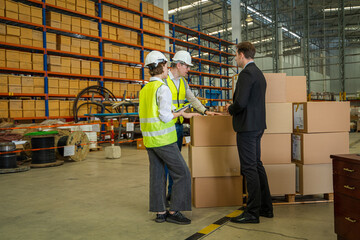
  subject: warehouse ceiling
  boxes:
[168,0,360,53]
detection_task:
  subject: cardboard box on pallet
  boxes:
[292,132,349,165]
[264,164,296,196]
[192,176,243,208]
[190,116,236,147]
[189,145,240,178]
[293,102,350,133]
[296,163,333,195]
[261,133,291,164]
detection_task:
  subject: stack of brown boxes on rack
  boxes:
[102,2,140,27]
[47,12,98,36]
[189,116,243,208]
[0,99,46,118]
[46,0,96,16]
[0,74,44,94]
[261,73,307,199]
[292,100,350,197]
[47,55,99,76]
[0,49,43,70]
[0,24,43,48]
[1,0,42,24]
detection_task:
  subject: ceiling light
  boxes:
[245,15,253,23]
[323,6,360,12]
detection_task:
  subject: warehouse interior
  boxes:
[0,0,360,240]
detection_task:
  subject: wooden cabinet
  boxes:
[331,154,360,240]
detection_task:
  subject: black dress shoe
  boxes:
[230,213,259,224]
[260,211,274,218]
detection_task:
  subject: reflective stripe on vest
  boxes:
[165,75,187,124]
[139,81,177,148]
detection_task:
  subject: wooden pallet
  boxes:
[271,193,334,205]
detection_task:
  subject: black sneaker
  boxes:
[166,211,191,225]
[155,212,167,223]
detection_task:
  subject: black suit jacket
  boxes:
[228,62,267,132]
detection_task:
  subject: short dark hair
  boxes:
[149,62,166,76]
[236,42,256,59]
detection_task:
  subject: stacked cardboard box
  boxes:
[23,100,35,118]
[9,99,22,118]
[46,12,97,36]
[69,79,79,95]
[3,0,43,24]
[47,0,96,16]
[257,73,309,196]
[0,75,7,92]
[5,50,44,71]
[48,77,59,94]
[34,77,44,94]
[0,100,9,118]
[142,2,163,18]
[48,100,60,117]
[292,101,350,195]
[102,25,138,45]
[35,100,45,117]
[45,33,99,55]
[0,74,43,94]
[104,62,138,79]
[141,34,166,51]
[21,76,34,94]
[102,5,140,28]
[0,49,4,68]
[103,43,140,62]
[59,100,70,116]
[8,75,21,93]
[189,116,243,207]
[143,18,165,35]
[47,55,99,75]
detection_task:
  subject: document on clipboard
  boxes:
[173,104,192,113]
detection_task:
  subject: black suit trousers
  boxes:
[236,130,273,218]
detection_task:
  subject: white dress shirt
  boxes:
[148,77,174,123]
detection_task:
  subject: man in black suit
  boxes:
[225,42,273,224]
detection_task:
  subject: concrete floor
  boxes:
[1,133,358,240]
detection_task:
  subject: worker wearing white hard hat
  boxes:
[139,50,200,224]
[163,50,221,206]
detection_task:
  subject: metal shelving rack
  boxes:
[0,0,235,120]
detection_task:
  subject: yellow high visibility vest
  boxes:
[139,80,177,148]
[165,75,187,124]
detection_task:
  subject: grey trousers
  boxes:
[146,142,191,212]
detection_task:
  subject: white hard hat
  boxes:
[172,50,193,66]
[145,51,168,68]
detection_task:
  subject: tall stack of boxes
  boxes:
[292,101,350,195]
[259,73,308,197]
[189,116,243,208]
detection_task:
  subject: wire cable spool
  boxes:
[57,131,90,162]
[0,142,17,168]
[24,131,64,168]
[0,142,30,174]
